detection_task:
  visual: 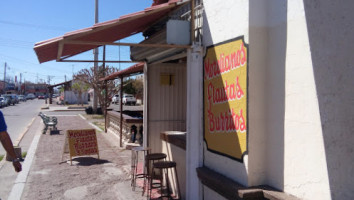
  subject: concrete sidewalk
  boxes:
[10,114,146,200]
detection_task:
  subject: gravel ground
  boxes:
[21,115,145,200]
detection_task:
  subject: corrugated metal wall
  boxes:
[148,62,187,153]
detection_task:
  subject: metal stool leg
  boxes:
[131,150,136,187]
[131,147,150,191]
[144,153,167,199]
[132,150,139,191]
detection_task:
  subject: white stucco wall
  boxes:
[201,1,354,200]
[202,0,249,187]
[248,0,269,187]
[197,0,354,199]
[249,1,353,199]
[276,1,331,199]
[283,1,331,199]
[284,1,354,199]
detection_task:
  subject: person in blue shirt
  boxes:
[0,111,21,172]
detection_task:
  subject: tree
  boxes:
[132,78,143,102]
[123,79,136,95]
[71,81,90,106]
[74,65,118,114]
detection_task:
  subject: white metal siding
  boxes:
[148,63,187,153]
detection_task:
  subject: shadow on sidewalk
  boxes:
[70,157,110,166]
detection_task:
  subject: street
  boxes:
[0,99,143,156]
[0,99,45,155]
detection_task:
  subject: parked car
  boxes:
[11,94,19,104]
[26,93,36,100]
[122,94,136,105]
[2,96,11,106]
[38,94,45,99]
[18,95,26,102]
[3,95,15,106]
[112,94,120,104]
[0,97,5,108]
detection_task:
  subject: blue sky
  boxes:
[0,0,153,85]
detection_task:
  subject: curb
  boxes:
[8,128,42,200]
[52,109,85,112]
[78,114,103,132]
[13,117,36,146]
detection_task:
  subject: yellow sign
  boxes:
[204,36,248,161]
[67,129,99,164]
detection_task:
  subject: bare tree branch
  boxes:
[74,65,118,114]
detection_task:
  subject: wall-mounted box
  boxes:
[167,20,190,45]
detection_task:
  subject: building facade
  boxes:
[184,1,354,199]
[34,0,354,199]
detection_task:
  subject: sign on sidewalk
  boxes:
[65,129,100,165]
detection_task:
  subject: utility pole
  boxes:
[3,62,6,94]
[20,73,22,93]
[72,65,75,79]
[24,78,26,95]
[93,0,99,113]
[47,75,54,85]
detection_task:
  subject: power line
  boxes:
[0,20,73,31]
[0,53,72,74]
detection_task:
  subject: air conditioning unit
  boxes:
[167,20,190,45]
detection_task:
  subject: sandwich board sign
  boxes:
[66,129,99,165]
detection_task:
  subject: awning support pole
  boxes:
[103,45,108,133]
[120,77,123,147]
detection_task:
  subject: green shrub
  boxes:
[22,152,27,158]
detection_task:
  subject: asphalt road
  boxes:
[0,99,45,155]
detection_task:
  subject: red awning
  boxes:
[34,0,186,63]
[101,62,144,81]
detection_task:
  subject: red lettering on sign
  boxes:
[207,77,244,105]
[204,43,247,80]
[207,108,246,134]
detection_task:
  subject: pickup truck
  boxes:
[112,94,120,104]
[122,94,136,105]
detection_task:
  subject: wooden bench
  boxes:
[38,112,58,134]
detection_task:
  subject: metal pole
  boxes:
[120,77,123,147]
[20,73,22,93]
[4,62,6,94]
[93,0,99,113]
[103,45,108,133]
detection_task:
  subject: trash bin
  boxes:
[130,125,137,143]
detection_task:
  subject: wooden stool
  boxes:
[131,146,150,191]
[144,153,167,198]
[150,161,180,200]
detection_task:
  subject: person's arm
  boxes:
[0,131,22,172]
